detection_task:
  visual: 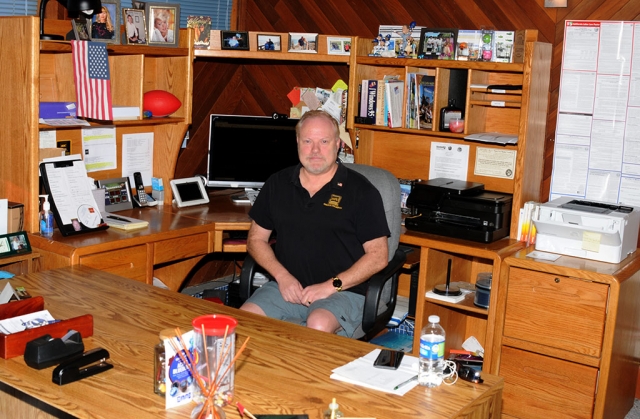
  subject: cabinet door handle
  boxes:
[554,278,560,283]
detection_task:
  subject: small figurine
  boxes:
[396,21,416,57]
[372,34,392,56]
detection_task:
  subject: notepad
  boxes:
[104,213,148,230]
[425,290,466,303]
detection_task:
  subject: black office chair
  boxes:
[238,163,406,341]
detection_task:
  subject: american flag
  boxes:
[71,40,113,120]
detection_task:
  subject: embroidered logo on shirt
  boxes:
[324,194,343,209]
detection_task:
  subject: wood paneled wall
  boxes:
[175,0,640,202]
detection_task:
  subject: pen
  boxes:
[394,374,418,390]
[106,215,130,223]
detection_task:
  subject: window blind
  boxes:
[0,0,231,30]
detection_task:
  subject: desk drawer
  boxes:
[504,267,608,357]
[500,346,597,419]
[79,245,147,282]
[154,233,208,264]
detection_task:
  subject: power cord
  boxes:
[441,359,459,386]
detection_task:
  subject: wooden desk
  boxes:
[169,191,252,253]
[0,266,503,419]
[28,192,253,291]
[0,252,41,276]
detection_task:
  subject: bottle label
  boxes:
[419,336,445,360]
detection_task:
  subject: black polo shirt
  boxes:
[249,163,390,296]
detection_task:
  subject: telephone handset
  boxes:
[132,172,157,207]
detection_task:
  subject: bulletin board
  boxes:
[550,20,640,206]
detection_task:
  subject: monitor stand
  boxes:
[231,188,260,204]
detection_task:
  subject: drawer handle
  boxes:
[554,278,560,283]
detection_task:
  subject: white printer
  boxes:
[533,196,640,263]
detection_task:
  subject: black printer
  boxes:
[405,178,512,243]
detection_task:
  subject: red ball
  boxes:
[143,90,182,117]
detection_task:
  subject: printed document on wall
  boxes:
[429,142,469,181]
[550,21,640,205]
[81,127,117,172]
[122,132,154,186]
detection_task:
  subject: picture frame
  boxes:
[288,32,318,53]
[221,31,249,50]
[145,2,180,47]
[71,17,91,41]
[417,28,458,60]
[123,8,147,45]
[187,15,212,49]
[90,0,120,44]
[257,33,281,51]
[327,36,351,55]
[0,231,32,259]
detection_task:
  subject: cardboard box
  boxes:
[7,202,23,233]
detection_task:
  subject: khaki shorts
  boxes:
[245,281,365,337]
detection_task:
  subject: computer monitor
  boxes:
[207,114,300,189]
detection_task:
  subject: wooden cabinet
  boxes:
[495,249,640,419]
[0,16,194,234]
[346,30,551,239]
[400,231,525,370]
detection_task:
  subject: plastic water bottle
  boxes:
[418,315,446,387]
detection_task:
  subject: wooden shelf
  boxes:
[355,55,525,71]
[39,117,188,130]
[425,292,488,315]
[40,40,190,56]
[195,30,350,63]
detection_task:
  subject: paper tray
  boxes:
[0,296,93,359]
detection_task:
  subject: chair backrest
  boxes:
[344,163,401,261]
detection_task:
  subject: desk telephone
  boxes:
[133,172,157,207]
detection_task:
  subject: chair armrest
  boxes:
[361,248,407,340]
[238,254,259,303]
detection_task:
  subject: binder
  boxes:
[39,157,109,237]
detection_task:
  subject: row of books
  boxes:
[357,77,404,128]
[356,73,436,130]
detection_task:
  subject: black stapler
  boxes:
[52,347,114,385]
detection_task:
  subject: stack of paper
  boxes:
[104,213,148,231]
[330,349,419,395]
[426,290,466,303]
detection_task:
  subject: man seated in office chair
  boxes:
[239,110,390,337]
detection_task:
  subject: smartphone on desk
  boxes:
[132,172,157,207]
[373,349,404,370]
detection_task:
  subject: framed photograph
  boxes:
[71,17,91,41]
[257,34,281,51]
[288,32,318,53]
[327,36,351,55]
[123,8,147,45]
[146,2,180,47]
[90,0,120,44]
[418,28,458,60]
[220,31,249,50]
[0,231,32,258]
[187,15,212,49]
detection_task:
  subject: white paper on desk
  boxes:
[81,127,117,172]
[330,349,419,396]
[429,142,469,181]
[0,309,55,334]
[43,159,102,225]
[122,132,154,186]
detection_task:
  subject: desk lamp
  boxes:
[39,0,102,40]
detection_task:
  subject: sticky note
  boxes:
[332,79,348,92]
[582,231,601,253]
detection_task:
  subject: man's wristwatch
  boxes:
[332,277,343,292]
